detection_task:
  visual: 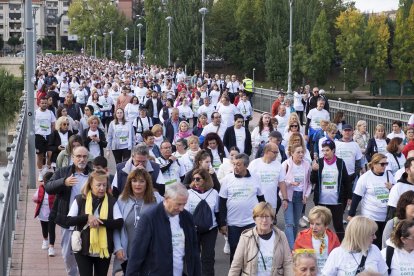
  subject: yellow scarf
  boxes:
[85,191,109,258]
[312,233,326,255]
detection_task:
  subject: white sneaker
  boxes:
[48,247,55,257]
[41,239,48,250]
[223,238,230,255]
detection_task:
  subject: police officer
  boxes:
[242,73,254,101]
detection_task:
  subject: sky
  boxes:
[353,0,399,12]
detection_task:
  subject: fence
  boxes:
[252,87,412,136]
[0,94,26,276]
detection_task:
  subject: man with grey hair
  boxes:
[126,183,201,276]
[112,143,165,197]
[218,153,265,263]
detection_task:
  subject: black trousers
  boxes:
[374,220,387,249]
[112,148,131,164]
[198,227,218,276]
[319,204,345,241]
[297,111,304,125]
[40,220,56,245]
[74,254,111,276]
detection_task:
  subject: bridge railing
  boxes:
[0,94,26,276]
[252,87,412,136]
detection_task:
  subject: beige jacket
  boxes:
[228,226,294,276]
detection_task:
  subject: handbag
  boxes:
[71,224,88,252]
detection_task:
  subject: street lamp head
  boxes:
[165,16,173,24]
[137,23,143,29]
[124,27,129,32]
[90,35,93,38]
[199,7,208,15]
[253,68,256,71]
[109,30,113,35]
[93,34,97,38]
[103,32,107,36]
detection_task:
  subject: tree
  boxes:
[0,35,4,52]
[265,35,287,87]
[335,8,366,92]
[309,9,333,85]
[292,43,311,87]
[365,14,390,94]
[7,36,22,53]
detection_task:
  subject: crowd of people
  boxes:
[32,54,414,276]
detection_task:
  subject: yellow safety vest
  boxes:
[243,78,253,93]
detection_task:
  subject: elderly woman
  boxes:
[185,168,219,276]
[294,206,341,272]
[381,219,414,275]
[322,216,388,275]
[382,190,414,248]
[229,202,293,276]
[48,116,73,168]
[353,120,370,169]
[348,153,396,248]
[113,168,163,273]
[67,169,124,276]
[293,252,317,276]
[81,115,107,158]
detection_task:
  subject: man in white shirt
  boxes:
[109,83,121,104]
[200,111,227,143]
[35,97,56,181]
[134,79,148,103]
[156,141,186,186]
[387,120,406,140]
[99,89,114,129]
[218,153,265,262]
[197,97,215,123]
[226,74,240,103]
[275,105,288,133]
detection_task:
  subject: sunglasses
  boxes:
[193,177,203,182]
[61,123,68,126]
[290,125,299,128]
[379,162,389,167]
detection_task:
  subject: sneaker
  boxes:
[48,247,55,257]
[223,238,230,255]
[41,240,48,250]
[299,217,308,228]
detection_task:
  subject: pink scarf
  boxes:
[324,155,337,165]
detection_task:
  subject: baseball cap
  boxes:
[343,124,353,130]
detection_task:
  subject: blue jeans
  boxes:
[284,191,304,249]
[227,223,255,264]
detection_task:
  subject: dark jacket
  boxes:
[144,98,163,118]
[164,118,183,143]
[67,194,123,256]
[60,103,82,121]
[48,130,73,163]
[45,164,93,228]
[310,157,351,206]
[125,203,201,276]
[365,137,390,162]
[204,147,226,164]
[82,128,108,157]
[222,126,252,156]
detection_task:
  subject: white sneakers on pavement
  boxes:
[48,247,55,257]
[41,239,48,250]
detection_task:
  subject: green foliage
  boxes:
[0,35,4,51]
[265,35,287,88]
[8,37,22,52]
[292,43,310,87]
[0,69,22,123]
[309,9,334,85]
[335,8,366,92]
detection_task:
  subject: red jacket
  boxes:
[294,228,340,254]
[403,140,414,157]
[33,184,55,218]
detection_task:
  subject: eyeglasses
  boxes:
[313,90,319,93]
[379,162,389,167]
[193,177,203,182]
[256,215,272,220]
[290,125,299,128]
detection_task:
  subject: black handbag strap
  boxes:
[386,245,394,275]
[355,254,367,275]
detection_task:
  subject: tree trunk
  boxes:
[364,67,368,85]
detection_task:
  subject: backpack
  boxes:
[192,189,214,234]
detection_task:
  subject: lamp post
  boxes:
[287,0,293,97]
[134,14,140,50]
[103,32,107,58]
[124,27,129,64]
[32,6,39,68]
[165,16,173,67]
[137,23,143,67]
[90,35,93,56]
[93,34,97,58]
[343,67,346,91]
[253,68,256,93]
[199,7,208,76]
[109,30,113,59]
[83,36,86,54]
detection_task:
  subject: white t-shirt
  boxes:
[74,89,88,104]
[217,104,240,127]
[209,90,221,106]
[134,86,148,103]
[291,162,305,192]
[307,108,330,130]
[394,167,405,182]
[234,127,246,154]
[109,89,121,104]
[237,101,252,120]
[387,131,406,140]
[257,233,275,276]
[197,104,215,123]
[335,140,363,174]
[380,247,414,276]
[275,114,288,133]
[293,92,304,111]
[226,81,240,94]
[248,158,285,208]
[375,139,388,155]
[68,199,122,220]
[113,123,131,149]
[156,157,186,185]
[35,109,56,136]
[388,181,414,207]
[185,188,219,229]
[124,103,140,122]
[210,148,222,171]
[312,235,329,273]
[354,170,394,221]
[87,129,101,158]
[177,105,194,120]
[319,162,339,205]
[201,122,227,140]
[169,215,185,276]
[219,172,263,227]
[386,153,406,176]
[322,245,387,276]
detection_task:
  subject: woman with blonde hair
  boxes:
[348,153,396,248]
[185,168,219,275]
[47,116,73,168]
[81,115,107,158]
[366,124,389,162]
[113,168,163,273]
[67,169,124,276]
[151,124,165,148]
[322,216,387,275]
[229,202,293,275]
[286,132,312,163]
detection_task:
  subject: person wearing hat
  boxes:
[271,92,285,117]
[334,124,363,188]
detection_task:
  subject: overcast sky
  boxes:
[353,0,399,12]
